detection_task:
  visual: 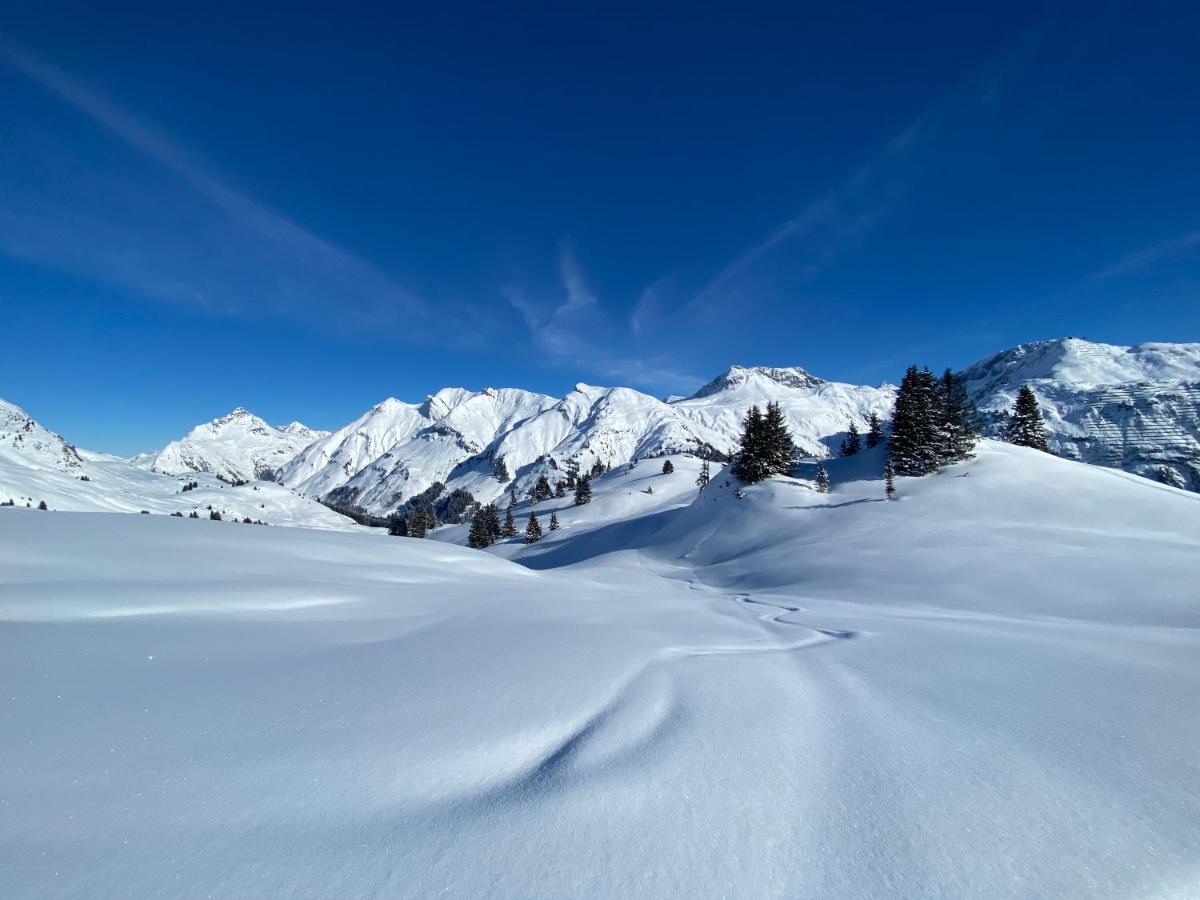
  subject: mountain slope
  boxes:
[283,366,897,517]
[4,439,1198,897]
[0,399,357,530]
[0,398,83,474]
[963,338,1200,489]
[141,407,328,482]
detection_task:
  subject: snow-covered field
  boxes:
[3,442,1199,897]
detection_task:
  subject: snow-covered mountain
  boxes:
[0,398,84,474]
[0,398,356,530]
[281,366,896,515]
[963,338,1200,490]
[139,407,328,483]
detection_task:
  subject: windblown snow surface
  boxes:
[2,442,1199,898]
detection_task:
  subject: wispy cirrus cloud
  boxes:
[1088,231,1200,282]
[506,243,702,393]
[0,37,432,333]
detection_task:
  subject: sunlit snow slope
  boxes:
[3,441,1199,897]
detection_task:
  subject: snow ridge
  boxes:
[963,338,1200,488]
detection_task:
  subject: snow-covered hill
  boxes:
[139,407,328,482]
[0,398,358,530]
[963,338,1200,489]
[5,439,1198,897]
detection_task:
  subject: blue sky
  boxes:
[1,1,1198,454]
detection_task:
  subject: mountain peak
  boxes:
[688,365,824,399]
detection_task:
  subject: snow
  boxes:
[963,338,1200,486]
[0,398,359,529]
[139,407,327,483]
[278,367,897,516]
[4,439,1199,897]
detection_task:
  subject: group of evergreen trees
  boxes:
[731,402,796,483]
[574,474,593,505]
[467,503,504,548]
[887,367,978,476]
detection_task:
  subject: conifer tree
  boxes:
[209,509,221,520]
[840,420,862,456]
[731,405,769,483]
[37,500,48,511]
[502,506,517,537]
[549,512,560,531]
[484,503,502,541]
[937,369,978,461]
[888,366,942,476]
[866,411,884,449]
[661,459,674,474]
[884,458,896,499]
[387,514,406,537]
[761,401,796,476]
[696,459,711,491]
[590,459,606,478]
[467,508,493,548]
[815,463,831,494]
[554,480,567,498]
[533,475,552,502]
[492,456,510,483]
[1006,385,1050,451]
[406,506,427,538]
[574,473,592,505]
[524,512,542,543]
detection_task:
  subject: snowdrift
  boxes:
[3,439,1199,897]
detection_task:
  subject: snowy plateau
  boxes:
[2,336,1199,898]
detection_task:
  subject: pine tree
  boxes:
[731,405,769,483]
[661,459,674,474]
[387,514,406,536]
[590,459,606,478]
[484,503,502,541]
[209,509,221,520]
[406,506,427,538]
[840,420,862,456]
[937,369,978,462]
[884,458,896,499]
[492,456,510,483]
[524,512,542,543]
[502,506,517,537]
[866,411,884,449]
[533,475,552,502]
[696,459,711,491]
[761,401,796,476]
[37,500,48,510]
[1006,385,1049,451]
[815,463,830,494]
[424,506,438,532]
[549,512,560,531]
[467,508,493,548]
[574,474,592,505]
[888,366,942,476]
[554,480,567,498]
